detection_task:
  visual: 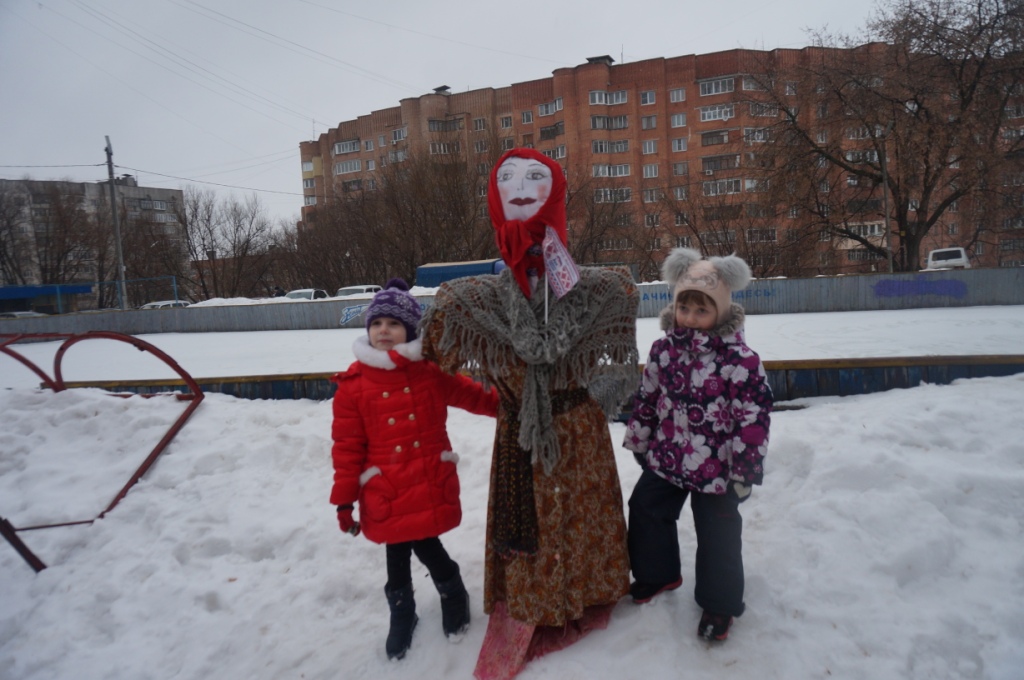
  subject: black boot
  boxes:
[384,583,418,660]
[433,567,470,639]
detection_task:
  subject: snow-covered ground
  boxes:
[2,306,1023,680]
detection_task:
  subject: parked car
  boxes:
[285,288,329,300]
[140,300,190,310]
[335,285,381,297]
[924,247,971,270]
[0,310,49,319]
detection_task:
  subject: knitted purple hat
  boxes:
[365,278,421,340]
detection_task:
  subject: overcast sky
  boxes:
[0,0,877,226]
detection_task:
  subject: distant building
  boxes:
[0,176,184,311]
[300,48,1024,275]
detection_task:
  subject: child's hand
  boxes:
[337,505,360,535]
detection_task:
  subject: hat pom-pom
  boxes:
[383,277,410,292]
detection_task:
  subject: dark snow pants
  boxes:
[627,469,746,617]
[385,537,458,590]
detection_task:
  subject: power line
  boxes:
[114,165,303,196]
[0,164,105,169]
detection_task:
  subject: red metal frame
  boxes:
[1,331,205,572]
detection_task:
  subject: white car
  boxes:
[285,288,329,300]
[924,248,971,270]
[335,285,381,297]
[140,300,190,309]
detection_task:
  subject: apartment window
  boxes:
[334,159,361,174]
[472,117,487,132]
[699,104,734,122]
[700,78,735,96]
[474,140,488,153]
[747,228,777,243]
[640,90,656,105]
[949,200,959,213]
[303,178,315,189]
[671,138,688,153]
[785,82,797,95]
[594,187,632,203]
[428,118,463,132]
[1006,104,1024,119]
[849,248,885,262]
[850,222,883,237]
[538,97,563,116]
[749,102,779,117]
[643,164,659,178]
[702,154,740,172]
[611,139,629,153]
[522,111,533,124]
[391,128,407,143]
[592,140,609,153]
[948,222,959,235]
[704,230,736,247]
[642,140,657,154]
[645,213,660,227]
[643,189,662,203]
[501,137,514,150]
[388,149,408,163]
[816,131,828,144]
[702,178,742,196]
[334,139,360,155]
[304,196,317,205]
[819,180,831,193]
[429,141,460,155]
[744,127,772,143]
[593,164,631,177]
[701,131,729,146]
[672,161,689,176]
[745,178,769,192]
[500,115,513,129]
[378,135,386,147]
[152,200,167,211]
[845,149,879,163]
[589,90,628,105]
[366,160,375,171]
[641,115,657,130]
[539,121,564,140]
[649,237,662,250]
[522,133,533,147]
[341,179,362,192]
[742,77,767,91]
[302,161,314,172]
[670,113,687,128]
[790,206,800,219]
[847,174,859,187]
[976,242,985,255]
[675,214,690,228]
[669,87,686,103]
[591,115,629,130]
[673,186,689,200]
[542,145,566,160]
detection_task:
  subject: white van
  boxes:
[925,247,971,270]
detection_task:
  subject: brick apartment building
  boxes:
[299,47,1024,277]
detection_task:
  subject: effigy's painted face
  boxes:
[496,157,553,221]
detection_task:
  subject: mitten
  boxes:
[337,504,360,535]
[730,482,751,503]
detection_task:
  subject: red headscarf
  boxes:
[487,149,567,298]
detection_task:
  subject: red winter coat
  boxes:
[330,336,499,544]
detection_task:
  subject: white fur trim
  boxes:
[440,450,459,464]
[359,466,381,486]
[351,335,424,369]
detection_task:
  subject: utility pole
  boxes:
[105,136,128,309]
[880,122,895,274]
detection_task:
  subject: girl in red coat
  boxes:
[330,278,499,660]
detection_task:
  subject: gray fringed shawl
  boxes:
[421,266,640,474]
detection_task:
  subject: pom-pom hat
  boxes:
[365,278,421,341]
[662,248,752,326]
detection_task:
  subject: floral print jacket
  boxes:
[623,305,772,493]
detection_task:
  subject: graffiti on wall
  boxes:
[873,276,968,299]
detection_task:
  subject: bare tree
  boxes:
[748,0,1024,270]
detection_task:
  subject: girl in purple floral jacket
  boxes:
[623,247,772,643]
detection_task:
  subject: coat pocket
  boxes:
[359,468,396,523]
[438,451,460,505]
